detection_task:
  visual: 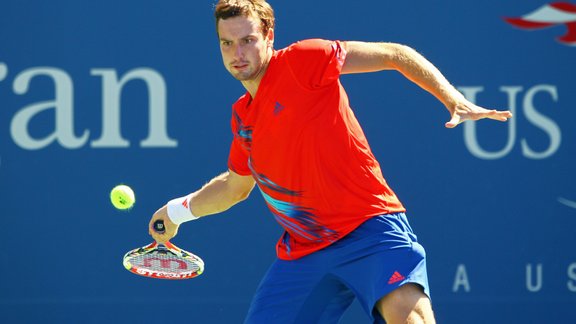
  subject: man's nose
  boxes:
[234,44,244,59]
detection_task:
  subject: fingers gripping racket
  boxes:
[123,220,204,279]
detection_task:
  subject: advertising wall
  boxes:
[1,1,574,323]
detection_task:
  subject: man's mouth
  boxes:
[232,62,249,70]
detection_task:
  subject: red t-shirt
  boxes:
[228,39,405,260]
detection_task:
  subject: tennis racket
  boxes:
[123,219,204,279]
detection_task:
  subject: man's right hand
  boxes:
[148,205,179,244]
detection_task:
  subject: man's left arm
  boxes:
[341,41,512,128]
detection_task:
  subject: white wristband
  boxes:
[167,194,199,225]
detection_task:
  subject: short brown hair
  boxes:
[214,0,275,36]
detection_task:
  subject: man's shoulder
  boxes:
[280,39,335,53]
[277,39,343,66]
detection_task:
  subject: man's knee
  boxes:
[375,283,435,324]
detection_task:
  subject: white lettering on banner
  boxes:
[2,62,178,150]
[568,263,576,292]
[0,63,7,81]
[460,86,518,159]
[459,85,561,160]
[522,85,561,159]
[1,62,565,154]
[449,263,576,294]
[91,68,177,148]
[11,67,90,150]
[526,263,543,292]
[452,264,471,292]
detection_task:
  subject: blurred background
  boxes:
[1,0,574,323]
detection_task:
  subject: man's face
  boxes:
[218,15,273,82]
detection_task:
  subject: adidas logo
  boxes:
[388,271,405,284]
[182,197,189,209]
[273,101,285,115]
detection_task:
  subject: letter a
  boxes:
[11,68,89,150]
[453,264,471,292]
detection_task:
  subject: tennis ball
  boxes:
[110,185,135,210]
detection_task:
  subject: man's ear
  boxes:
[267,28,275,48]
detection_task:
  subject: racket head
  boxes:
[123,241,204,279]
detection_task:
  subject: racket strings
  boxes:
[127,251,201,274]
[123,242,204,279]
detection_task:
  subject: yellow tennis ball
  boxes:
[110,185,135,210]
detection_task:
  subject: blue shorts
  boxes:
[244,213,430,324]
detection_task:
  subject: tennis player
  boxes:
[149,0,512,323]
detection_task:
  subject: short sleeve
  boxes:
[227,101,252,176]
[284,39,347,90]
[227,138,251,175]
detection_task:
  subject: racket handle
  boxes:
[153,219,166,234]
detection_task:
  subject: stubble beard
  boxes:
[230,62,262,81]
[230,49,271,82]
[232,68,255,81]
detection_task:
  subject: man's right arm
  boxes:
[149,170,256,243]
[189,170,256,217]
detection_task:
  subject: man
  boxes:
[149,0,512,323]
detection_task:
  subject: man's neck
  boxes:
[242,79,261,99]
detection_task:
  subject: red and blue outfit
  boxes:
[228,39,405,260]
[228,39,429,323]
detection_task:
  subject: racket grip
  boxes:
[153,219,166,234]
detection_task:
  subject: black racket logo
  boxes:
[153,219,166,234]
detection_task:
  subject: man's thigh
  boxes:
[244,258,355,324]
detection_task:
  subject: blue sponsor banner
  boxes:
[0,1,574,323]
